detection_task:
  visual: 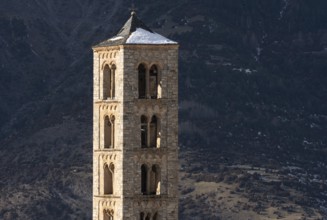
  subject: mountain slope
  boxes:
[0,0,326,219]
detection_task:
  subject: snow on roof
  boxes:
[109,36,124,41]
[126,28,177,44]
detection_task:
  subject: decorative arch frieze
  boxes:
[100,153,118,162]
[99,49,119,62]
[100,200,116,208]
[100,104,118,112]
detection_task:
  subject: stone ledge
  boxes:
[132,147,167,152]
[124,195,178,201]
[94,149,122,153]
[131,98,175,102]
[94,99,121,104]
[94,195,122,199]
[126,195,167,199]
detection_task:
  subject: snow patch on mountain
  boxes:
[279,0,289,20]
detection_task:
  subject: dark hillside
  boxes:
[0,0,326,219]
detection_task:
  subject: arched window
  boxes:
[149,65,158,99]
[150,116,158,148]
[104,164,114,195]
[138,64,146,99]
[141,116,148,148]
[141,115,160,148]
[150,165,160,195]
[153,213,158,220]
[103,64,116,99]
[141,164,148,194]
[104,116,111,149]
[104,116,115,149]
[138,64,161,99]
[110,65,116,98]
[145,214,151,220]
[103,210,114,220]
[103,65,111,99]
[140,212,145,220]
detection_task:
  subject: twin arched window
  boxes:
[104,115,115,149]
[140,212,158,220]
[138,64,159,99]
[103,209,114,220]
[141,164,160,195]
[103,64,116,99]
[141,115,159,148]
[103,63,159,99]
[104,163,114,195]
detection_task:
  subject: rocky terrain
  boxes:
[0,0,326,219]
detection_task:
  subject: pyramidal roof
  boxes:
[94,11,177,48]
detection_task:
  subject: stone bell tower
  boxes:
[92,11,179,220]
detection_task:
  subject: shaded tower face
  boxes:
[92,12,179,220]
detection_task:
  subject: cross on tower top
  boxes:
[129,1,138,15]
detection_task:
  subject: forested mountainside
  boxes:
[0,0,326,219]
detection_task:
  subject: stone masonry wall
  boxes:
[93,47,124,220]
[93,44,178,220]
[122,45,179,220]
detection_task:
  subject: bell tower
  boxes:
[92,11,179,220]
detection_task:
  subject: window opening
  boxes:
[150,165,160,195]
[150,116,157,148]
[103,210,113,220]
[140,212,145,220]
[153,213,158,220]
[104,164,114,195]
[104,116,114,149]
[149,65,158,99]
[141,165,148,194]
[141,116,148,148]
[103,65,111,99]
[110,65,116,98]
[138,64,146,99]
